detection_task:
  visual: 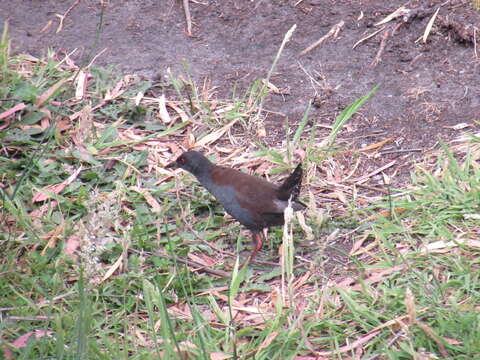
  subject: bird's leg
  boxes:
[243,230,266,266]
[251,231,264,259]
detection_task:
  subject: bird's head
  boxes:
[165,150,212,175]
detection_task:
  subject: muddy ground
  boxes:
[2,0,479,176]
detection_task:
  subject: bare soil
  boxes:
[2,1,479,155]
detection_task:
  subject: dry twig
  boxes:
[183,0,192,36]
[299,21,344,56]
[55,0,81,33]
[370,27,391,67]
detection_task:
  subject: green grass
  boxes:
[1,26,479,359]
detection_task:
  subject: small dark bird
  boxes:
[166,150,305,262]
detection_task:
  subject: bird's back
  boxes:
[201,165,303,230]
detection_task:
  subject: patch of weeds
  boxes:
[0,30,196,358]
[340,142,480,358]
[4,18,478,358]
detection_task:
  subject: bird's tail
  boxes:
[277,164,303,202]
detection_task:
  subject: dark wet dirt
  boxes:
[2,0,479,155]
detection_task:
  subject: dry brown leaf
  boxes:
[100,255,123,283]
[293,270,311,290]
[349,235,369,254]
[422,7,440,43]
[167,102,190,123]
[196,287,229,297]
[315,330,380,356]
[40,19,53,33]
[168,303,193,320]
[194,119,239,147]
[350,242,382,258]
[182,128,196,149]
[35,77,70,108]
[56,118,72,132]
[105,77,128,101]
[75,70,89,100]
[257,125,267,138]
[187,253,217,267]
[215,146,236,154]
[350,264,406,291]
[405,288,416,324]
[119,129,144,142]
[29,200,59,217]
[130,186,162,212]
[214,104,234,115]
[0,102,27,120]
[337,265,406,291]
[32,166,82,202]
[231,305,264,314]
[41,222,65,255]
[158,94,172,123]
[78,105,94,143]
[418,238,480,253]
[210,352,232,360]
[257,330,279,353]
[208,290,244,307]
[40,111,51,129]
[0,119,11,131]
[65,232,81,256]
[134,329,150,347]
[135,91,144,106]
[374,6,408,26]
[444,123,471,130]
[12,330,53,349]
[416,321,449,358]
[358,137,395,152]
[336,276,355,289]
[73,74,130,122]
[334,190,347,204]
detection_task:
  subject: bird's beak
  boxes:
[165,161,178,169]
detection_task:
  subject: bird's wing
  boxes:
[211,166,284,214]
[235,177,285,215]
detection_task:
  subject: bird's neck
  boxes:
[191,162,214,185]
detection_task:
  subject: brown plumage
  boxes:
[166,151,305,261]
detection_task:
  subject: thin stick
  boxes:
[353,26,384,49]
[183,0,192,36]
[380,148,422,155]
[350,182,391,195]
[370,28,390,67]
[474,27,478,58]
[55,0,81,33]
[354,160,396,184]
[300,21,344,56]
[253,24,297,123]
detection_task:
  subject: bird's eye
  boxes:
[178,157,186,164]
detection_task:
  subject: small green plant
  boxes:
[1,24,479,359]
